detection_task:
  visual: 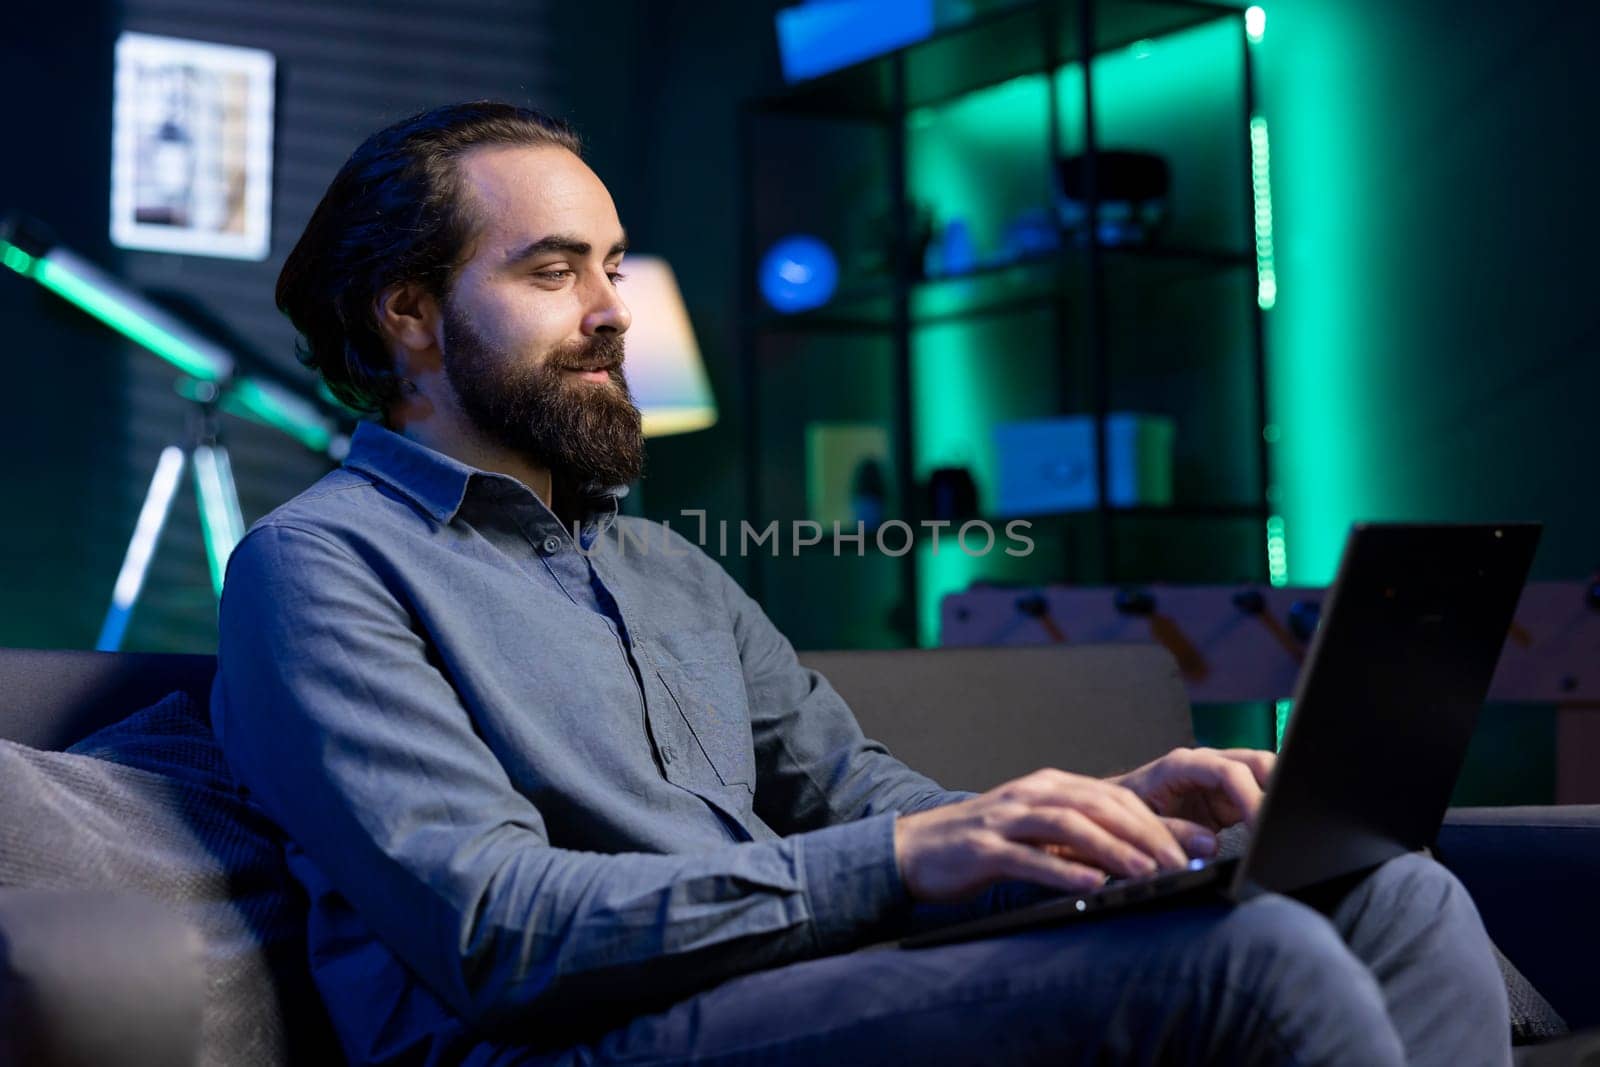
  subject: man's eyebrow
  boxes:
[504,232,629,266]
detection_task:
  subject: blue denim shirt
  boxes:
[211,421,970,1064]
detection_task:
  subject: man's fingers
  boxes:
[1071,785,1189,870]
[1214,757,1264,822]
[1164,748,1260,831]
[1160,816,1218,858]
[1000,808,1160,878]
[998,767,1208,870]
[989,840,1106,894]
[1216,747,1276,788]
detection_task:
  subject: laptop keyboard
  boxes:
[1104,856,1212,890]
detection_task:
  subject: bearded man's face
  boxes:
[420,143,643,489]
[441,293,643,489]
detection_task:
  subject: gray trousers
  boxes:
[505,853,1510,1065]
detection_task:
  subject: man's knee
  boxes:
[1192,895,1405,1064]
[1358,851,1473,919]
[1211,894,1381,997]
[1336,852,1509,1020]
[1338,852,1499,966]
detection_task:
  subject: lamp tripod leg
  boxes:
[96,445,188,652]
[193,442,245,599]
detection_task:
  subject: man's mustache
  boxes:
[552,334,626,374]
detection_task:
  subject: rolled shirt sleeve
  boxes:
[212,523,910,1032]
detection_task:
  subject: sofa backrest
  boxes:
[0,649,217,750]
[797,644,1193,789]
[0,645,1196,787]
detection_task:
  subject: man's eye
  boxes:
[609,272,627,285]
[534,269,573,281]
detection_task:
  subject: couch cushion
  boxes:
[1497,950,1568,1045]
[0,691,338,1066]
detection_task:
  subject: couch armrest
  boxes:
[0,889,205,1067]
[1436,805,1600,1031]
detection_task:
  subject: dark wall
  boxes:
[0,2,126,650]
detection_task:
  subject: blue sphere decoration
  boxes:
[760,235,839,314]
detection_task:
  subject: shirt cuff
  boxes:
[797,812,910,954]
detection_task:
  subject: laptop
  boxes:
[902,522,1541,950]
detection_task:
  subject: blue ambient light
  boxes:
[760,235,840,314]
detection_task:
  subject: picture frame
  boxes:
[111,32,275,260]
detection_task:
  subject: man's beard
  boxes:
[439,299,644,493]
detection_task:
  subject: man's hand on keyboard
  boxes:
[893,767,1220,903]
[1107,747,1276,832]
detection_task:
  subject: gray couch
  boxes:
[1,645,1595,1066]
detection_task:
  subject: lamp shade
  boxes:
[622,255,717,437]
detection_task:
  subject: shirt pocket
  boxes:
[654,635,756,791]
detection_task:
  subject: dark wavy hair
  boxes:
[276,101,582,419]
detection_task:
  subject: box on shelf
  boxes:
[991,413,1175,516]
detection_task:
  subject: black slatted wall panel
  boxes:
[113,0,562,651]
[1,2,129,653]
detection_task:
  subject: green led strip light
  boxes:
[1266,514,1288,587]
[1245,6,1267,45]
[1250,116,1277,310]
[1274,698,1293,749]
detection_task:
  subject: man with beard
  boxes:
[213,102,1511,1066]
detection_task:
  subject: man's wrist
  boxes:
[798,813,910,953]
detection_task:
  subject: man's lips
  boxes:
[561,364,619,382]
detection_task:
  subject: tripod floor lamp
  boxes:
[0,215,348,651]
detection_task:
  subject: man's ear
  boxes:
[373,281,442,363]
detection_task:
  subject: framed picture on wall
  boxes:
[111,32,275,260]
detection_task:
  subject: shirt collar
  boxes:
[341,420,625,537]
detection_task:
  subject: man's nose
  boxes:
[582,277,631,336]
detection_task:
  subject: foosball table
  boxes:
[940,580,1600,803]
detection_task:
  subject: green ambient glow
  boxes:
[912,314,1037,645]
[907,64,1055,646]
[1245,7,1267,44]
[1266,514,1288,587]
[1274,699,1292,748]
[906,18,1244,644]
[1258,4,1372,584]
[1250,116,1277,310]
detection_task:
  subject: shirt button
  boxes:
[540,535,562,555]
[661,745,677,763]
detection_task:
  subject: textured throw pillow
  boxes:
[0,691,339,1066]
